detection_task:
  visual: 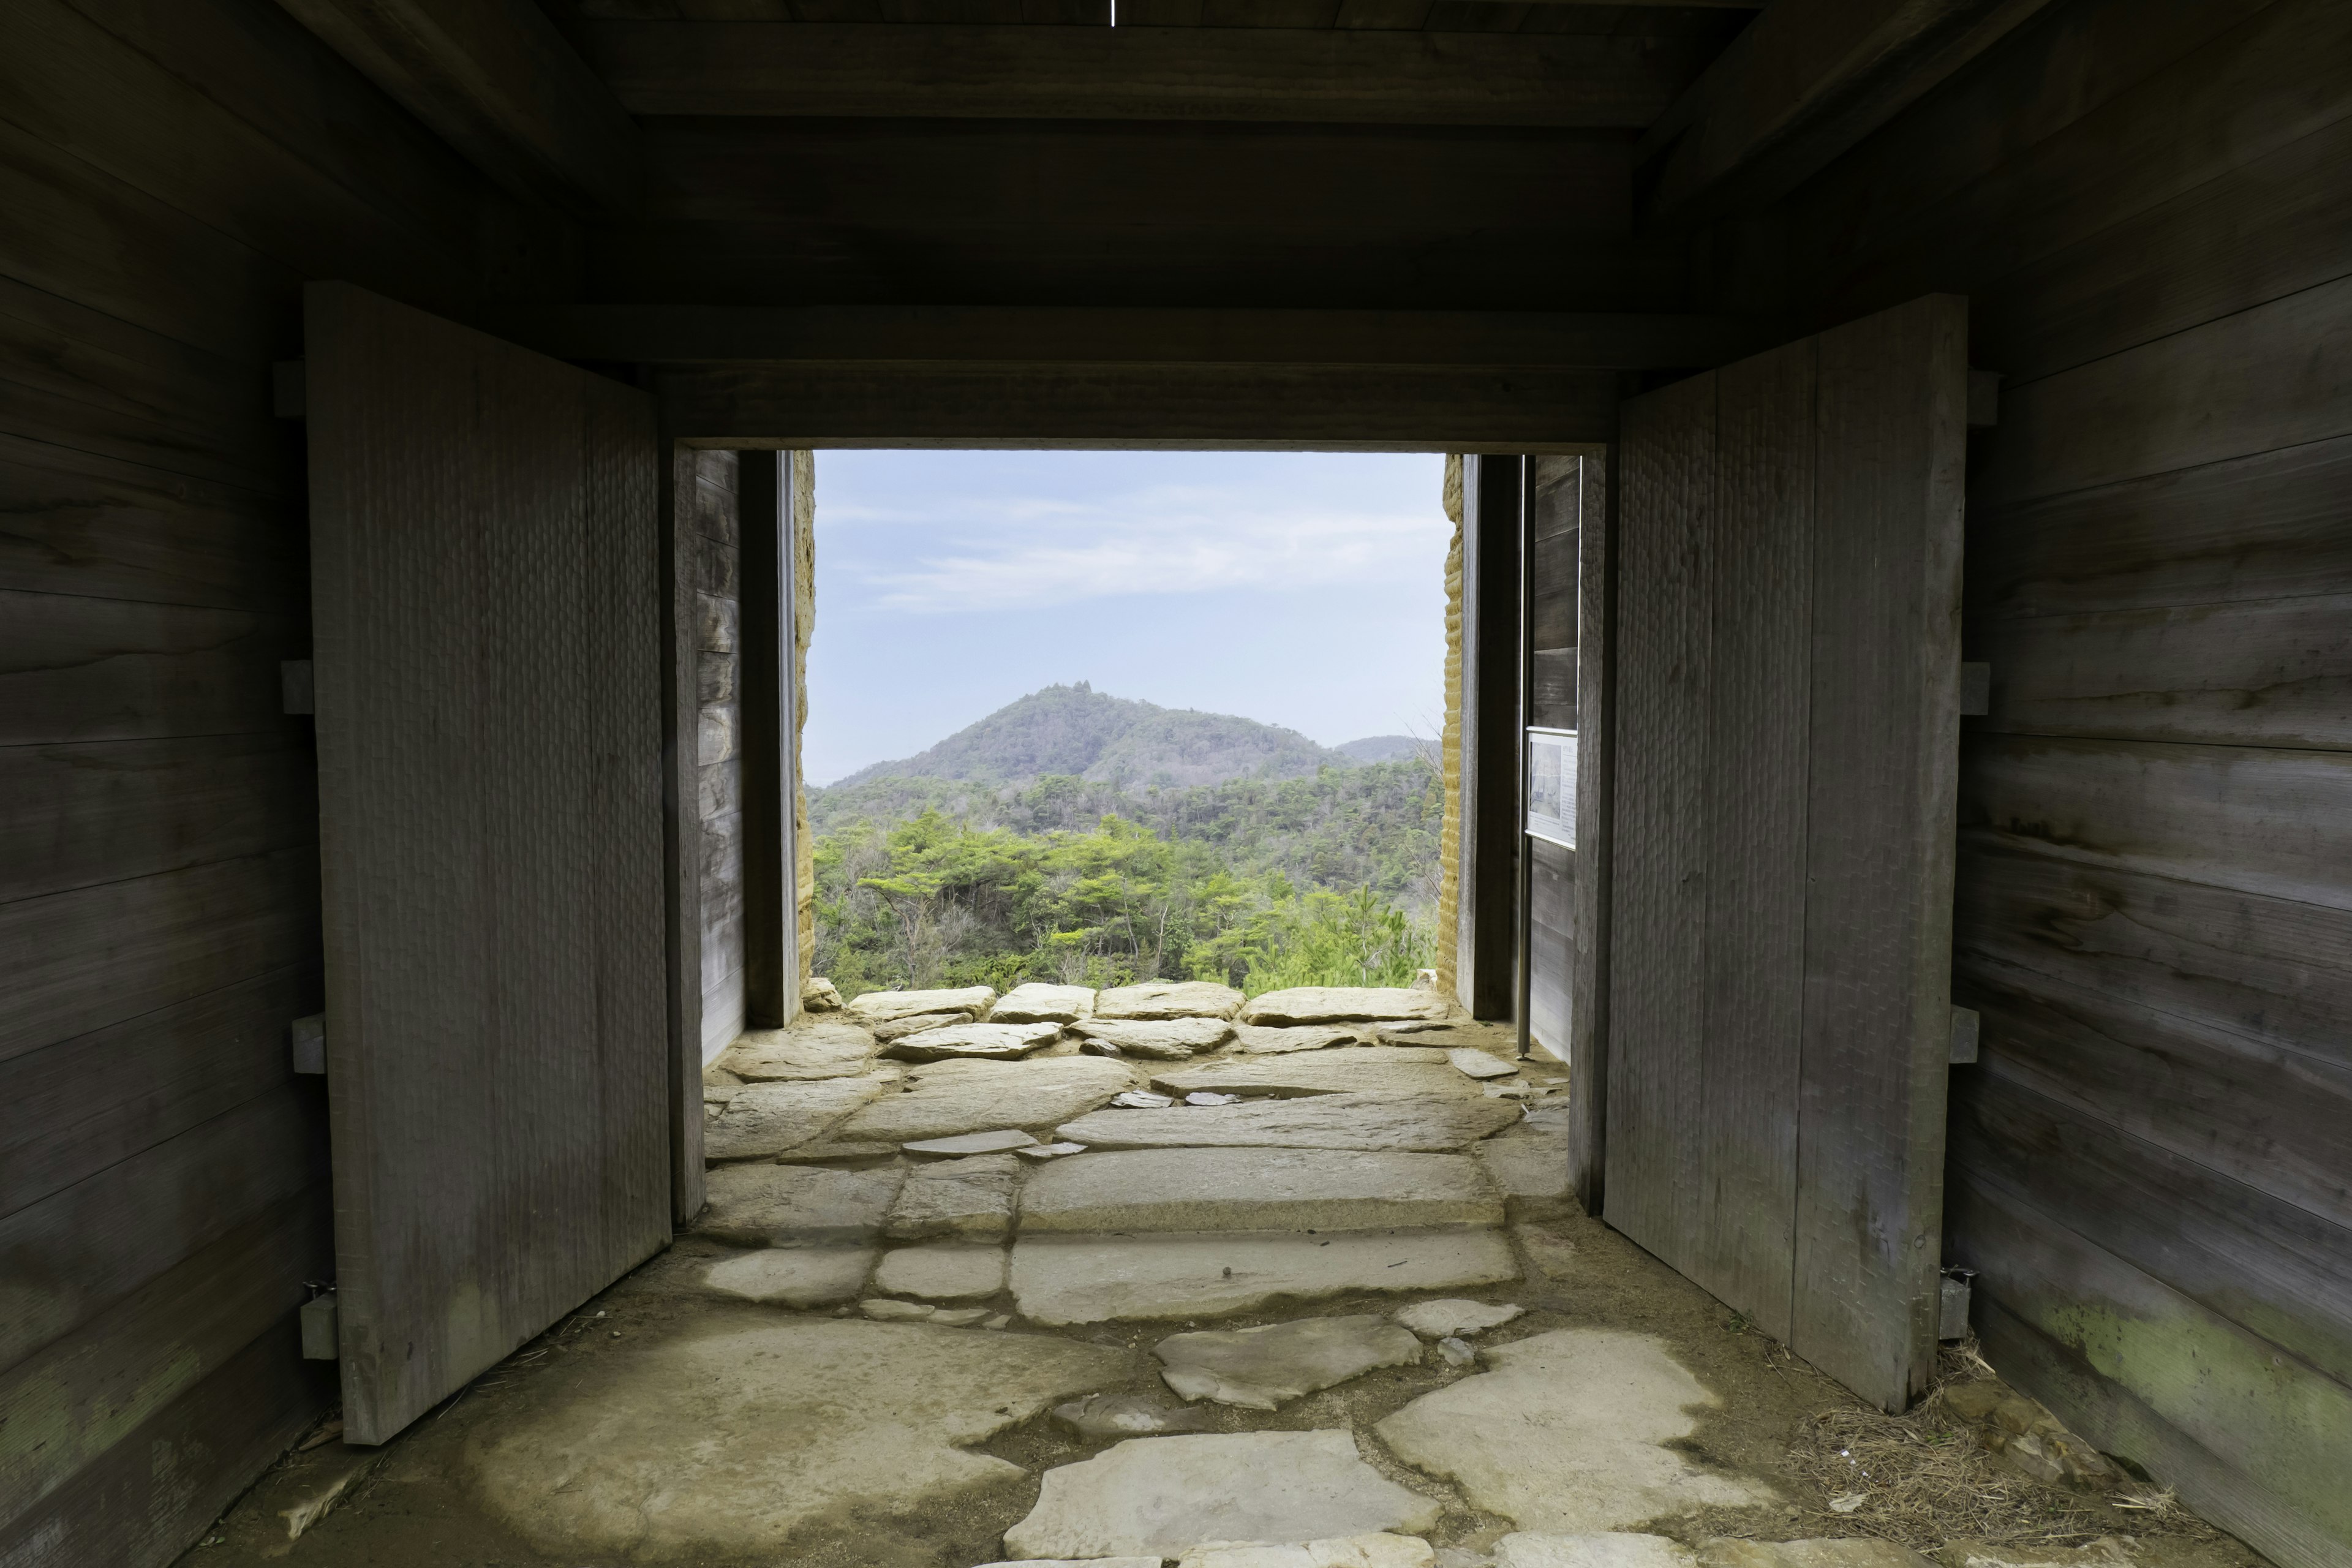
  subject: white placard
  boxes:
[1526,728,1576,848]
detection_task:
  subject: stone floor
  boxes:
[179,984,2272,1568]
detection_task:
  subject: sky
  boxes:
[801,450,1453,785]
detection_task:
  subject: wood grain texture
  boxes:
[1,847,319,1066]
[1464,454,1523,1020]
[737,449,796,1031]
[1695,336,1814,1343]
[1567,452,1612,1212]
[0,589,301,746]
[1965,432,2352,620]
[0,734,315,905]
[657,361,1621,451]
[1527,835,1572,1060]
[663,444,708,1226]
[1974,274,2352,507]
[1969,594,2351,750]
[1951,1171,2352,1564]
[1604,370,1713,1268]
[0,965,318,1215]
[1961,735,2352,913]
[580,20,1704,125]
[1789,294,1964,1411]
[1953,837,2352,1065]
[305,284,668,1444]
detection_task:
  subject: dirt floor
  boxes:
[175,1025,2274,1568]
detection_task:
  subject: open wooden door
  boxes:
[1599,295,1966,1411]
[304,284,673,1443]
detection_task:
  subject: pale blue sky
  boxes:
[802,450,1453,785]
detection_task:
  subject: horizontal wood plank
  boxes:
[1965,431,2352,619]
[0,280,290,494]
[0,1183,330,1522]
[1950,1169,2352,1562]
[0,1302,328,1568]
[0,734,315,906]
[1952,1066,2352,1385]
[1953,837,2352,1066]
[0,964,318,1215]
[1968,594,2352,750]
[1,846,321,1064]
[658,361,1621,448]
[1974,274,2352,507]
[1956,953,2352,1233]
[1960,735,2352,913]
[0,1084,323,1370]
[0,589,302,747]
[581,20,1705,126]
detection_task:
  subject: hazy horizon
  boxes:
[801,450,1452,786]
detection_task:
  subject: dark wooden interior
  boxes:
[3,0,2346,1562]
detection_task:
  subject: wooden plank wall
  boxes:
[1525,455,1581,1060]
[0,0,518,1559]
[1759,0,2352,1558]
[687,451,748,1059]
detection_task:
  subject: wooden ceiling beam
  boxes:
[575,20,1713,127]
[274,0,643,216]
[503,303,1777,370]
[1636,0,2057,221]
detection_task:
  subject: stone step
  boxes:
[1017,1147,1502,1235]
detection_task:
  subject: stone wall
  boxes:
[791,449,818,995]
[1434,454,1466,1006]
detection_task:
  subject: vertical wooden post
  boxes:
[738,451,796,1028]
[660,439,706,1226]
[1460,454,1526,1022]
[1567,450,1615,1215]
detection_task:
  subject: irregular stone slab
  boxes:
[1076,1017,1237,1058]
[1058,1093,1522,1154]
[1494,1533,1695,1568]
[1395,1299,1525,1339]
[802,976,845,1011]
[1373,1329,1774,1532]
[886,1152,1024,1239]
[872,1011,972,1043]
[991,983,1098,1023]
[862,1296,936,1321]
[906,1128,1038,1157]
[840,1056,1136,1143]
[1152,1049,1474,1101]
[1448,1048,1518,1080]
[703,1072,894,1161]
[470,1314,1133,1559]
[1156,1314,1423,1409]
[1477,1109,1573,1202]
[1181,1536,1438,1568]
[703,1246,875,1308]
[1115,1090,1175,1108]
[775,1138,904,1164]
[845,985,996,1025]
[1021,1148,1501,1234]
[1702,1544,1934,1568]
[873,1242,1008,1301]
[1004,1431,1440,1559]
[885,1020,1065,1062]
[976,1560,1163,1568]
[1096,980,1246,1020]
[1235,1024,1371,1054]
[696,1163,905,1245]
[1012,1229,1521,1325]
[932,1306,990,1327]
[718,1020,878,1081]
[1240,987,1453,1027]
[1054,1390,1214,1439]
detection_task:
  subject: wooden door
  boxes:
[1602,295,1967,1411]
[304,284,672,1444]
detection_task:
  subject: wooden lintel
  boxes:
[576,21,1711,127]
[274,0,643,216]
[1637,0,2058,221]
[504,304,1779,371]
[655,361,1621,451]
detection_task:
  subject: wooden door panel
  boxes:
[306,284,670,1444]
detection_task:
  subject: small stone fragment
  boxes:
[1077,1017,1238,1058]
[903,1128,1038,1158]
[1395,1300,1525,1340]
[1436,1337,1476,1366]
[860,1297,935,1322]
[983,1313,1012,1330]
[1155,1314,1424,1409]
[872,1242,1008,1301]
[801,976,845,1011]
[929,1306,991,1327]
[1186,1091,1243,1106]
[1054,1390,1215,1439]
[845,986,997,1025]
[884,1021,1065,1063]
[1114,1090,1175,1109]
[886,1152,1024,1239]
[1447,1049,1518,1080]
[1018,1141,1090,1160]
[1095,980,1247,1020]
[991,983,1099,1023]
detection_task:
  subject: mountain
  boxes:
[826,682,1358,790]
[1335,734,1425,764]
